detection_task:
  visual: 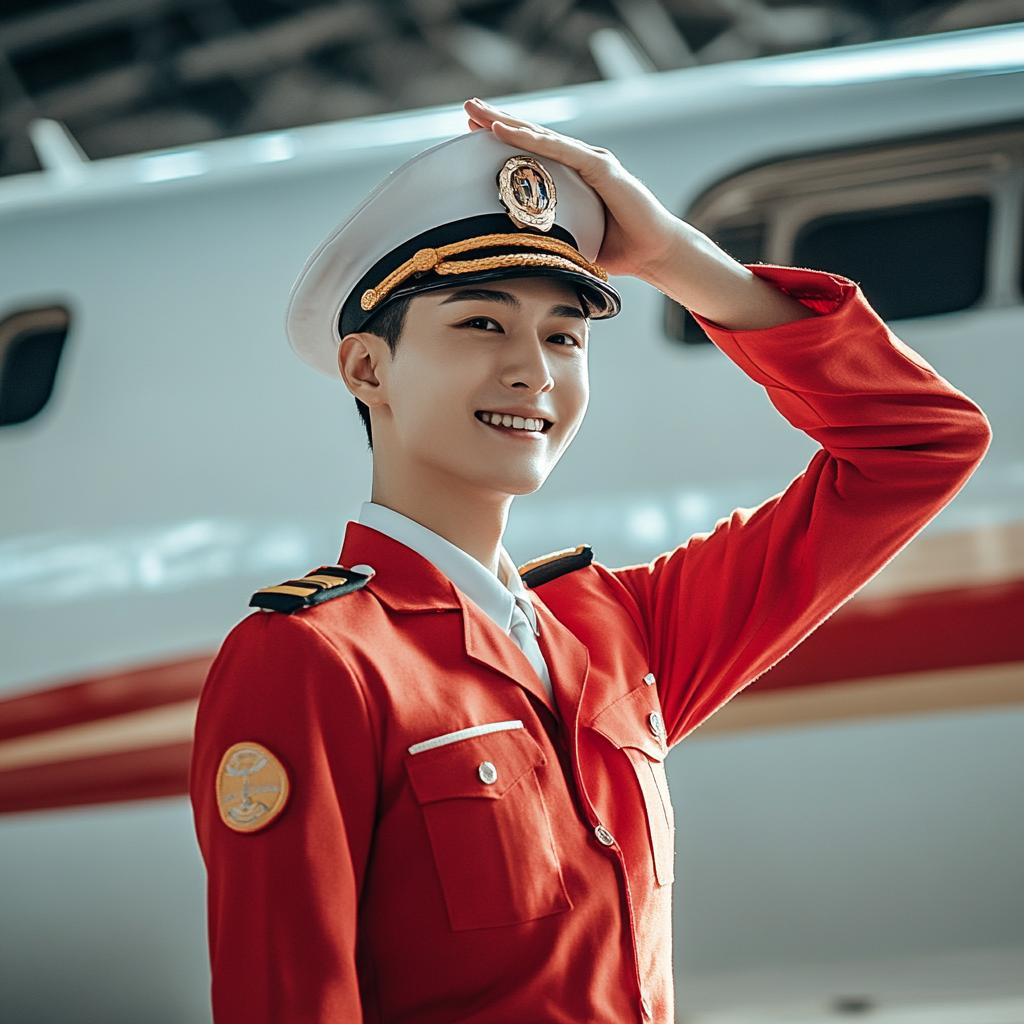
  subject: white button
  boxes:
[648,711,664,738]
[643,672,656,686]
[594,824,615,847]
[477,761,498,785]
[350,564,375,577]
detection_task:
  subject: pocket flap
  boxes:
[589,683,667,762]
[405,727,547,804]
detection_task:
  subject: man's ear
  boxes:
[338,332,388,407]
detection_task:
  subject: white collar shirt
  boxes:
[357,502,553,701]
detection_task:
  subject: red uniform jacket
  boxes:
[191,267,990,1024]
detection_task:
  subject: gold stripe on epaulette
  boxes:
[259,584,320,597]
[301,574,348,588]
[518,544,588,576]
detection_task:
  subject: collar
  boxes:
[339,522,460,613]
[356,502,537,636]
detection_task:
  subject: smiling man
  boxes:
[190,99,990,1024]
[344,277,594,562]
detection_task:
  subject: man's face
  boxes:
[370,276,590,498]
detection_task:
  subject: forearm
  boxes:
[639,218,817,331]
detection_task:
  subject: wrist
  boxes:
[636,220,733,296]
[629,218,695,287]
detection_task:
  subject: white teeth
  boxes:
[479,412,546,432]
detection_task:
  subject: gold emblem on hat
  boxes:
[216,741,290,833]
[498,156,557,232]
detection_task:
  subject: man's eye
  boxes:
[462,317,501,331]
[547,333,580,347]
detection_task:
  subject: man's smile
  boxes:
[475,410,553,434]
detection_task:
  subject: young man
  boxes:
[191,98,990,1023]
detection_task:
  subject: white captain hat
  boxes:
[286,128,621,379]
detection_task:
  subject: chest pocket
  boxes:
[405,726,571,931]
[590,683,675,886]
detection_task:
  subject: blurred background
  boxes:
[1,3,1023,1024]
[2,0,1023,176]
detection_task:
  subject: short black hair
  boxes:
[352,296,411,450]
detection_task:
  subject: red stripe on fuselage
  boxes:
[751,580,1024,693]
[0,742,193,815]
[0,655,213,742]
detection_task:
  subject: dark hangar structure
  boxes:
[0,0,1018,177]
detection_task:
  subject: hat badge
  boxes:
[498,156,557,232]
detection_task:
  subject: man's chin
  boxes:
[466,463,552,498]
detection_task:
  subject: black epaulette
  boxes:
[519,545,594,589]
[249,565,372,614]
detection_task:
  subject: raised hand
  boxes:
[465,97,678,282]
[465,97,814,331]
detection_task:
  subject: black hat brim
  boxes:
[339,213,620,337]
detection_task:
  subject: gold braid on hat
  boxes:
[360,233,608,312]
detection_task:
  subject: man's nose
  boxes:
[501,335,554,392]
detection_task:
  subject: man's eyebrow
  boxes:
[549,304,587,320]
[439,289,521,309]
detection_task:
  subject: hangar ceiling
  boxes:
[0,0,1020,177]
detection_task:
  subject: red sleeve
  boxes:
[613,265,991,744]
[190,612,379,1024]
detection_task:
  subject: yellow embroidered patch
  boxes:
[216,741,290,833]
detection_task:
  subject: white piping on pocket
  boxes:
[408,720,524,755]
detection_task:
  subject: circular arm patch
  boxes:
[216,742,290,833]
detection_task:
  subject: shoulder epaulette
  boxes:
[519,545,593,589]
[250,565,372,614]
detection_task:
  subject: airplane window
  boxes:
[793,196,990,321]
[667,124,1021,347]
[665,223,766,344]
[0,307,71,427]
